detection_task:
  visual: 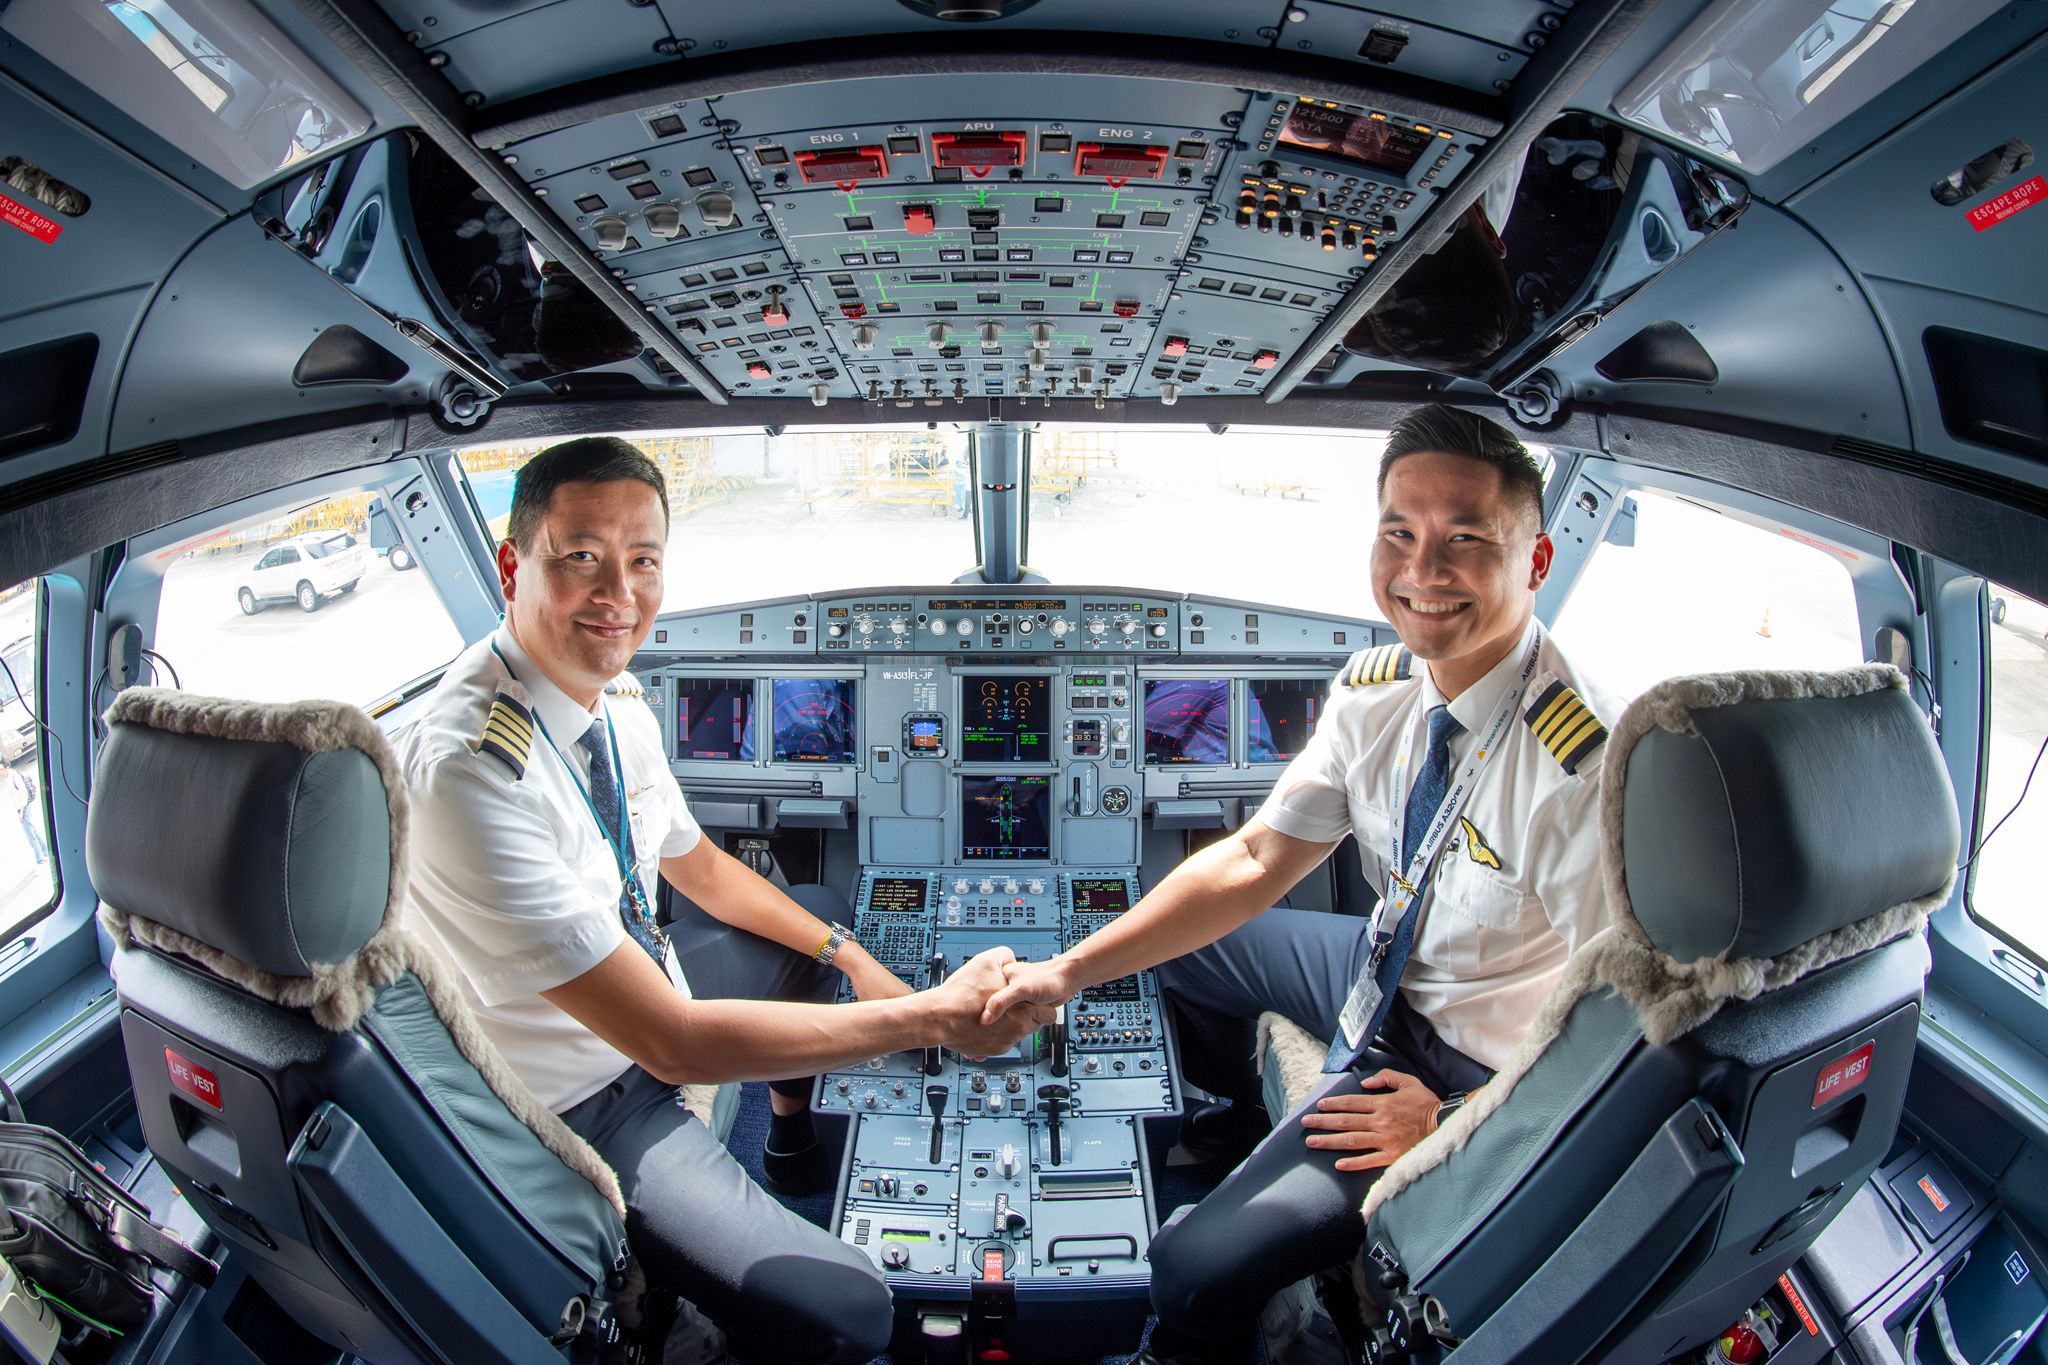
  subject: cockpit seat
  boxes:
[85,688,688,1364]
[1255,665,1959,1364]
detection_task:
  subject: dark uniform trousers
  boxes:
[560,885,894,1365]
[1148,908,1495,1363]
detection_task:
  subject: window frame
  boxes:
[1961,579,2048,975]
[0,579,60,948]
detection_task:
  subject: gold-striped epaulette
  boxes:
[605,672,645,699]
[475,686,535,779]
[1339,643,1413,688]
[1524,680,1607,775]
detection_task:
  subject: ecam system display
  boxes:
[961,774,1052,860]
[961,675,1051,762]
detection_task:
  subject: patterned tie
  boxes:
[581,720,664,967]
[1325,704,1464,1071]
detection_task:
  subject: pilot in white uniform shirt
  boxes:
[1259,617,1618,1071]
[398,623,700,1113]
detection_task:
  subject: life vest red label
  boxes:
[0,192,64,244]
[1967,175,2045,232]
[165,1047,222,1109]
[1812,1041,1873,1108]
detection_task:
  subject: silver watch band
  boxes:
[814,921,853,966]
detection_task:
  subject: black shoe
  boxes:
[1173,1099,1270,1167]
[760,1136,834,1197]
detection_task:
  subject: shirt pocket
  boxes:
[1426,854,1543,977]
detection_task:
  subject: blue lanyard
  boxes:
[490,642,644,896]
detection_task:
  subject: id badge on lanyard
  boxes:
[1335,628,1544,1051]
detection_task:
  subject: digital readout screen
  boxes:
[674,677,755,761]
[961,675,1050,762]
[770,678,858,763]
[1070,877,1130,913]
[927,599,1068,611]
[1144,679,1231,765]
[961,774,1052,860]
[1277,103,1433,176]
[867,876,930,913]
[1248,678,1324,763]
[904,716,945,752]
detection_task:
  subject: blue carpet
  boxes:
[725,1082,1259,1364]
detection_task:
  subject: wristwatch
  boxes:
[812,921,854,967]
[1432,1090,1471,1132]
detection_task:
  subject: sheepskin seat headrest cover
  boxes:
[87,691,397,977]
[1619,675,1957,964]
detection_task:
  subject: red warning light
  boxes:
[1162,336,1189,358]
[931,131,1027,175]
[1252,349,1280,370]
[762,301,790,326]
[1112,299,1140,319]
[745,361,772,379]
[1073,142,1168,184]
[794,146,889,187]
[840,303,867,320]
[904,205,936,235]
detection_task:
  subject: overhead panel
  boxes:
[380,0,675,106]
[502,66,1491,408]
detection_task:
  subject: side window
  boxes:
[2,579,57,943]
[1551,491,1864,700]
[153,492,465,705]
[1971,585,2047,959]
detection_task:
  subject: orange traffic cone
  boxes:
[1757,608,1773,638]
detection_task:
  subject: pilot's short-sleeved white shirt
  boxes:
[1256,619,1617,1073]
[397,626,701,1112]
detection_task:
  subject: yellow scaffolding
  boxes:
[795,431,957,514]
[1033,430,1118,500]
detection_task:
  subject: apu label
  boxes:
[1812,1041,1874,1108]
[165,1047,222,1109]
[1967,175,2045,232]
[0,192,63,244]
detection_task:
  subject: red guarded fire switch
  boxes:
[1162,336,1189,358]
[841,303,867,320]
[1252,349,1280,370]
[904,205,936,235]
[1112,299,1140,318]
[762,300,790,326]
[745,361,772,379]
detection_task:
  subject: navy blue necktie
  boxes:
[581,720,664,967]
[1326,704,1463,1071]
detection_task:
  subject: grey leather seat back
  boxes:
[1364,669,1957,1364]
[87,690,628,1365]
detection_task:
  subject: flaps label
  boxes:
[1812,1041,1874,1108]
[165,1047,222,1109]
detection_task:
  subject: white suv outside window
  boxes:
[237,532,368,614]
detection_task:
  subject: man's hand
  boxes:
[931,948,1052,1058]
[1300,1069,1440,1173]
[845,958,913,1002]
[979,955,1078,1024]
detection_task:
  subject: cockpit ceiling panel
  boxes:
[495,70,1485,405]
[403,0,675,109]
[1284,1,1555,95]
